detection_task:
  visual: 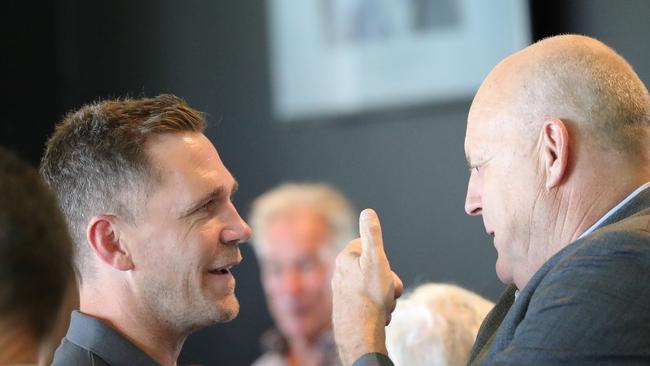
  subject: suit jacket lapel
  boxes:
[468,285,516,365]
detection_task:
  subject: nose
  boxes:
[465,171,482,216]
[221,202,252,245]
[282,268,303,295]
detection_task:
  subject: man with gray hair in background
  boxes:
[250,183,355,366]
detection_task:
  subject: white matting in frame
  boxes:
[267,0,531,122]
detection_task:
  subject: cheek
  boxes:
[262,275,282,296]
[304,268,333,295]
[193,221,225,254]
[197,218,222,240]
[484,166,517,204]
[130,229,175,269]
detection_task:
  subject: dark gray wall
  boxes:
[2,1,649,365]
[181,1,650,363]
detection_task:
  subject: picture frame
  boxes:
[267,0,531,122]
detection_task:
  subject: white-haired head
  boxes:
[249,182,356,258]
[386,283,494,366]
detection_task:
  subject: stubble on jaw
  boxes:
[135,272,241,335]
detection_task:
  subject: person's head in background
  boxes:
[249,183,355,365]
[385,283,494,366]
[0,147,73,366]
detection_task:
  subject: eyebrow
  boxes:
[179,180,239,218]
[466,154,495,170]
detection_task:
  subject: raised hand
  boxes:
[332,209,403,366]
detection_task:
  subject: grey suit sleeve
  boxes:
[487,230,650,365]
[352,353,394,366]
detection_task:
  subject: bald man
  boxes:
[332,35,650,365]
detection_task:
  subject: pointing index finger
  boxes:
[359,208,386,263]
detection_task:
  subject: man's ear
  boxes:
[86,215,134,271]
[541,118,570,189]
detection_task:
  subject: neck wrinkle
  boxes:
[285,328,333,366]
[517,177,649,290]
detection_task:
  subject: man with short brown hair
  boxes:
[43,95,252,366]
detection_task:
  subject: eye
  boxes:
[198,199,219,213]
[297,258,318,272]
[264,263,284,277]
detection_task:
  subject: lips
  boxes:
[207,259,241,275]
[278,301,311,316]
[208,266,232,275]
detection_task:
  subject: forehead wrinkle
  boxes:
[177,173,239,219]
[178,186,227,219]
[174,152,231,216]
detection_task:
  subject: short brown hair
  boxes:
[0,147,73,339]
[40,94,206,282]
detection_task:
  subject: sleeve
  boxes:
[352,353,394,366]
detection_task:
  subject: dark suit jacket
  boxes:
[354,188,650,366]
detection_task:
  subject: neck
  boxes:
[515,170,649,289]
[0,322,39,365]
[284,331,329,366]
[80,283,187,366]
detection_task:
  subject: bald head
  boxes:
[465,35,650,288]
[471,34,650,156]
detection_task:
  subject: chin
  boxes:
[207,295,240,324]
[495,258,514,285]
[278,320,308,338]
[284,320,328,341]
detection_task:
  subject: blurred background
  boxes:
[2,0,649,364]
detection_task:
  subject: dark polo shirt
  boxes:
[52,311,161,366]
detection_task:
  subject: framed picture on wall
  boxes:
[267,0,531,122]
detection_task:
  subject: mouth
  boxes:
[207,260,241,275]
[487,231,495,238]
[280,302,311,317]
[208,266,231,275]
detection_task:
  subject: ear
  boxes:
[86,215,134,271]
[541,118,570,189]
